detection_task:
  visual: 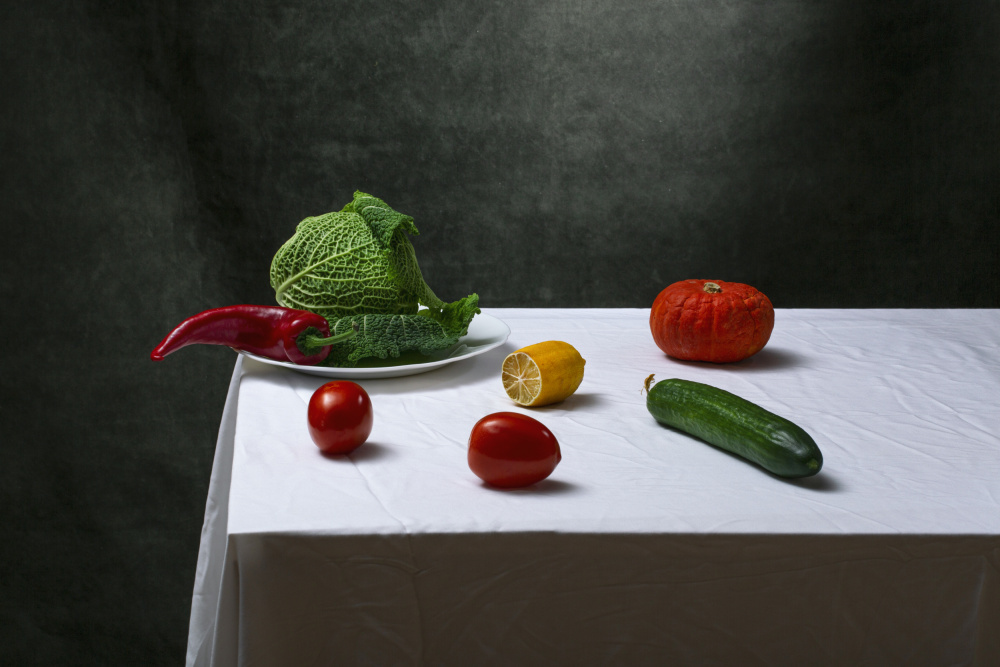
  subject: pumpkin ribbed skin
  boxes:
[650,279,774,363]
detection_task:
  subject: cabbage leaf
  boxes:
[270,191,479,367]
[321,293,481,367]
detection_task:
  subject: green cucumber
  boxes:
[645,376,823,478]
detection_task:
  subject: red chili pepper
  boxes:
[150,305,356,366]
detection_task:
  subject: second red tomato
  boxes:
[468,412,561,488]
[307,381,373,455]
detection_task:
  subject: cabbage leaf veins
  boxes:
[270,191,479,367]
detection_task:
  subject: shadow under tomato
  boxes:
[478,478,582,495]
[318,441,394,463]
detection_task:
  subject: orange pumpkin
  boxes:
[650,279,774,363]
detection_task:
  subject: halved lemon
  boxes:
[501,341,586,407]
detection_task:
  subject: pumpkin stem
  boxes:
[703,282,722,293]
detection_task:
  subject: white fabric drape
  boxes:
[187,309,1000,666]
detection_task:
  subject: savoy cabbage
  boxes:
[270,192,479,367]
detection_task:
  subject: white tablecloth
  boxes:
[186,309,1000,666]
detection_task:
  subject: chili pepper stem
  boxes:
[303,329,358,347]
[296,321,360,357]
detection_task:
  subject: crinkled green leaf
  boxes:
[269,191,444,317]
[320,294,481,367]
[271,191,478,367]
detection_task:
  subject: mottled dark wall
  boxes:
[1,0,997,663]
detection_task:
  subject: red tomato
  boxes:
[468,412,561,488]
[307,381,373,455]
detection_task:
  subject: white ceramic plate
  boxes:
[238,313,511,379]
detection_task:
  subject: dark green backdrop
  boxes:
[2,0,997,663]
